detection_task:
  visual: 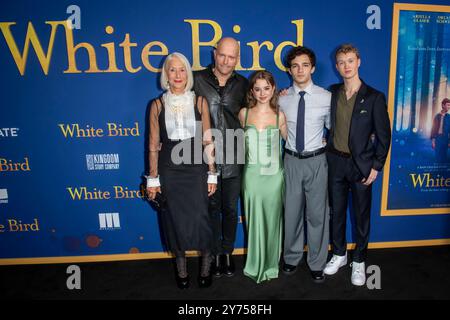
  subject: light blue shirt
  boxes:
[279,82,331,153]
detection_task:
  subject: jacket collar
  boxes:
[333,80,368,105]
[354,80,368,104]
[206,64,237,84]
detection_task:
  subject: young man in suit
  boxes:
[431,98,450,163]
[324,44,391,286]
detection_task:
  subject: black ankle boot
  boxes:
[198,273,212,288]
[223,254,235,277]
[211,254,223,278]
[176,274,190,289]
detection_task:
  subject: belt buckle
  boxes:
[299,151,311,158]
[301,148,322,158]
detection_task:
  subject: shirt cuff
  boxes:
[146,175,161,188]
[207,172,218,184]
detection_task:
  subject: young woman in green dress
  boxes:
[238,71,287,283]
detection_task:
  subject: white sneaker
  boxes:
[351,262,366,286]
[324,253,347,275]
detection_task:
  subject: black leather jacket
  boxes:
[194,65,249,179]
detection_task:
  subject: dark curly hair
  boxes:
[285,46,316,68]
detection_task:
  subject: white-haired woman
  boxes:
[146,52,217,289]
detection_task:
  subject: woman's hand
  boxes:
[208,183,217,197]
[146,186,161,200]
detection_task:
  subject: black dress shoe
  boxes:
[211,255,223,278]
[223,254,235,277]
[311,270,325,283]
[175,274,190,289]
[198,273,212,288]
[282,263,297,275]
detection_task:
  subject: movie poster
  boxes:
[382,4,450,215]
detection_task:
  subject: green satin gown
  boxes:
[242,109,284,283]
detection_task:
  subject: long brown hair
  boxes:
[246,70,279,113]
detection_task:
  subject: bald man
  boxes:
[194,37,249,277]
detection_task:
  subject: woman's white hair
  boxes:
[160,52,194,92]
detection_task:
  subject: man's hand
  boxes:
[146,186,161,200]
[361,169,378,186]
[432,139,436,149]
[279,88,289,96]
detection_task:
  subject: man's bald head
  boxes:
[216,37,240,56]
[214,37,240,80]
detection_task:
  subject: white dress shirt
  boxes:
[279,81,331,153]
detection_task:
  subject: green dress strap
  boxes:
[244,108,249,126]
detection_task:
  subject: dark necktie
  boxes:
[296,91,306,152]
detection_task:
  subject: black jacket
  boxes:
[193,65,249,179]
[328,81,392,178]
[431,113,450,140]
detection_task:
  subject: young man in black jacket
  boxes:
[324,44,391,286]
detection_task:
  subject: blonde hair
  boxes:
[160,52,194,92]
[335,44,360,60]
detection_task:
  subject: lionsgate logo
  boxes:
[98,212,121,230]
[0,189,8,204]
[0,128,19,138]
[86,153,120,170]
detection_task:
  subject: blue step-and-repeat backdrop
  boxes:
[1,0,449,264]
